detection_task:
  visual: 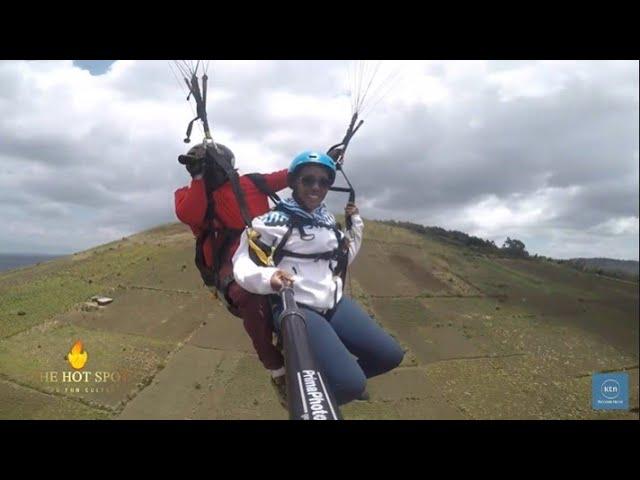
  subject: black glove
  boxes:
[178,154,205,178]
[186,158,205,177]
[327,146,344,163]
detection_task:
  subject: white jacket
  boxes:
[232,202,364,311]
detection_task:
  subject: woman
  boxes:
[233,150,404,406]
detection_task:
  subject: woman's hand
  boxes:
[340,236,351,253]
[345,202,359,217]
[270,270,295,291]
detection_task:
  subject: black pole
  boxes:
[277,287,342,420]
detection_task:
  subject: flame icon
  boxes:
[67,340,88,370]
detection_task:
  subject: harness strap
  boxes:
[196,172,277,293]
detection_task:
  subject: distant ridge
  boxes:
[0,253,62,273]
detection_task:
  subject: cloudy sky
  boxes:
[0,60,638,260]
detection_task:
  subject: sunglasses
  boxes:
[300,175,332,189]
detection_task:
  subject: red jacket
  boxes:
[175,170,289,270]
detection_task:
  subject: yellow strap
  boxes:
[246,229,274,266]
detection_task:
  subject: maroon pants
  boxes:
[219,263,284,370]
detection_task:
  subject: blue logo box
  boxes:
[592,372,629,410]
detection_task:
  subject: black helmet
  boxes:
[178,142,235,169]
[207,143,235,169]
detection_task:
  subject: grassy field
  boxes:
[1,220,637,419]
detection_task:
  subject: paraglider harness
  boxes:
[245,203,351,303]
[176,62,360,309]
[244,111,363,294]
[175,63,282,312]
[193,164,282,312]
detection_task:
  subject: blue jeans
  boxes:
[273,297,404,405]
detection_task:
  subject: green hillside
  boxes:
[1,220,637,419]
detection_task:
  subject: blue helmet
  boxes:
[288,151,337,184]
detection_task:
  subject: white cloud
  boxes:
[0,60,637,261]
[488,61,572,101]
[591,216,640,236]
[451,185,581,236]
